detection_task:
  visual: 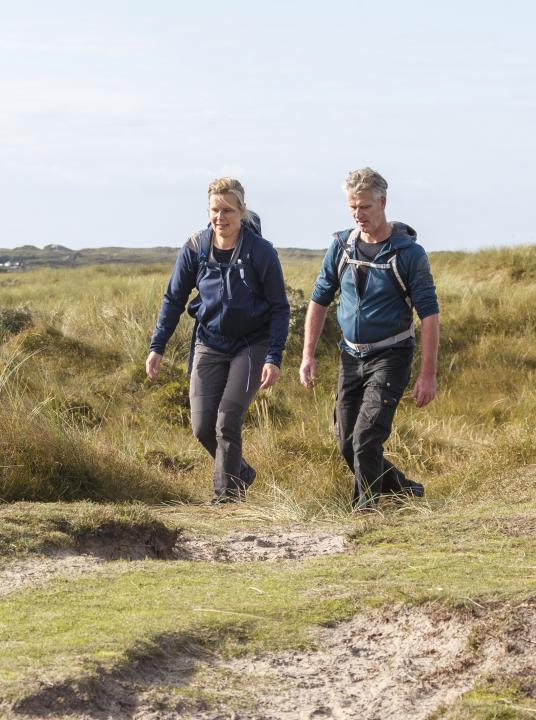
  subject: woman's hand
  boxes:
[260,363,280,390]
[146,351,163,380]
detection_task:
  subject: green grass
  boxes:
[1,495,534,704]
[431,685,536,719]
[0,558,352,704]
[0,502,180,556]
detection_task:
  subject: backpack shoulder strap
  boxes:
[237,231,262,296]
[382,249,412,308]
[336,229,359,283]
[198,230,211,263]
[195,230,212,286]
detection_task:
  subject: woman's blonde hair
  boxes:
[207,177,259,226]
[208,177,246,210]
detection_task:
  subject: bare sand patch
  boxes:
[138,602,536,720]
[5,603,535,720]
[174,530,350,562]
[0,528,350,598]
[0,555,105,597]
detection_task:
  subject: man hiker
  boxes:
[299,167,439,509]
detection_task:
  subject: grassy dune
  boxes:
[1,247,536,718]
[1,246,536,508]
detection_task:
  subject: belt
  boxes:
[343,325,414,354]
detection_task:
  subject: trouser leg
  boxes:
[335,352,363,477]
[352,396,396,503]
[355,348,413,503]
[215,342,267,495]
[336,347,413,506]
[381,458,403,493]
[189,341,267,499]
[190,344,229,494]
[339,431,411,495]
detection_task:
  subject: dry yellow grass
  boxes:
[1,245,536,509]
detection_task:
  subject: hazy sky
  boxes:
[1,0,534,251]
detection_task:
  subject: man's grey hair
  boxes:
[343,167,388,199]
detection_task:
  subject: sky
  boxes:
[1,0,535,252]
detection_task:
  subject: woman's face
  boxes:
[209,193,244,240]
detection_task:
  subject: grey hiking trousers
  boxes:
[189,340,268,499]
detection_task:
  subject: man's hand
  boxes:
[412,373,436,407]
[299,356,317,389]
[413,313,439,407]
[299,301,328,390]
[260,363,280,390]
[146,351,162,381]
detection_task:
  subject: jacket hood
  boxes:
[334,221,417,251]
[389,221,417,249]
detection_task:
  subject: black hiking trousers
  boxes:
[335,345,413,506]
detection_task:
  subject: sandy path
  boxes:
[0,530,350,597]
[2,531,535,720]
[175,530,350,562]
[136,603,536,720]
[0,555,107,596]
[11,602,533,720]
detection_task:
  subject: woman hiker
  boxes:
[146,177,290,503]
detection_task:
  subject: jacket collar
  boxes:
[334,221,417,253]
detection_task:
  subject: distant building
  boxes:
[0,260,24,272]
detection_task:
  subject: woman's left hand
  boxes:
[260,363,280,390]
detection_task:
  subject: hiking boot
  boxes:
[210,493,239,505]
[239,465,256,496]
[391,477,425,497]
[211,466,256,505]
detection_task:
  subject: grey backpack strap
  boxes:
[387,253,412,308]
[336,228,360,282]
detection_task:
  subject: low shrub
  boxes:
[0,305,33,338]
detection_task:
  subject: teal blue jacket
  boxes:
[311,222,439,356]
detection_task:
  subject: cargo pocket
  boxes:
[362,385,401,432]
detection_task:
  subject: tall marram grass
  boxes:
[1,246,536,509]
[0,347,196,503]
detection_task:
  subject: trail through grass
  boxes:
[2,247,536,717]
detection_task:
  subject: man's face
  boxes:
[347,190,386,234]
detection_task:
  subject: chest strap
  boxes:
[336,230,412,308]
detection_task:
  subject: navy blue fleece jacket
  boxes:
[150,226,290,367]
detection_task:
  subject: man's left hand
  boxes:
[412,374,437,407]
[260,363,280,390]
